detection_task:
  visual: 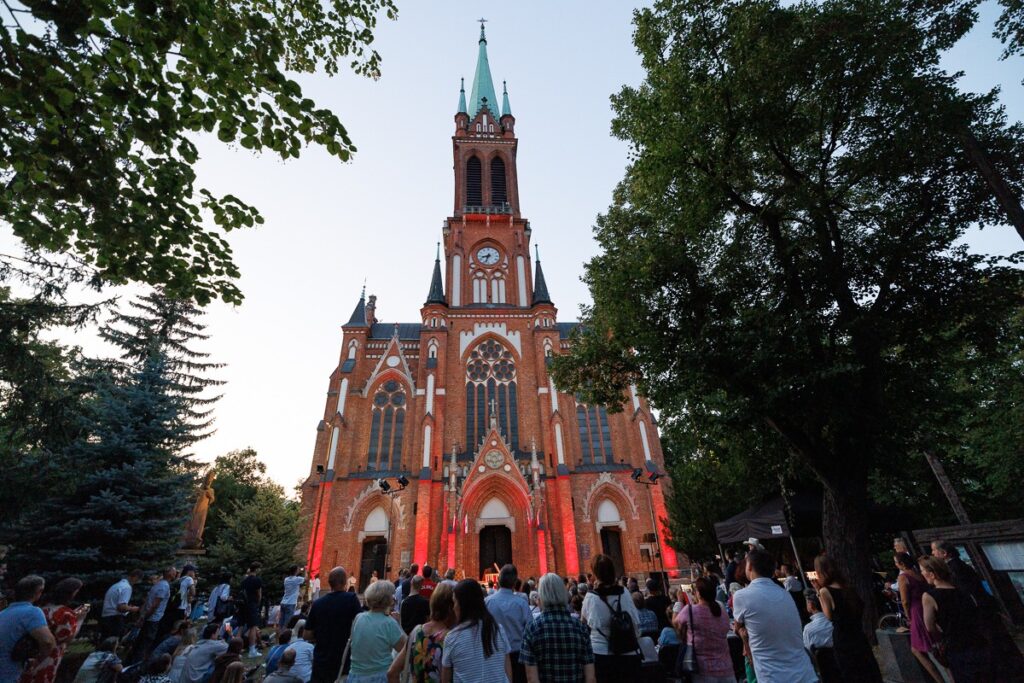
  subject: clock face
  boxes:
[477,247,500,266]
[485,450,504,469]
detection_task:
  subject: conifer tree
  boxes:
[101,291,224,442]
[9,291,221,592]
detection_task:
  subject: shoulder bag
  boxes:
[675,602,699,678]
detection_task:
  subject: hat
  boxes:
[745,538,763,549]
[182,564,196,574]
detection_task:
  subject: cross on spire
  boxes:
[478,17,487,42]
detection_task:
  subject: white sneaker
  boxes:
[248,647,259,657]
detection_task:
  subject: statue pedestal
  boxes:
[175,548,206,566]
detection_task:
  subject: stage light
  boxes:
[316,465,324,474]
[378,479,391,492]
[649,472,663,483]
[631,468,644,482]
[397,475,410,488]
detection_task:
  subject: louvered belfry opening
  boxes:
[490,156,507,206]
[466,156,482,206]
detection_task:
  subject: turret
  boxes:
[425,243,446,305]
[344,287,369,327]
[532,245,552,306]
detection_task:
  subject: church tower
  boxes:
[301,24,681,588]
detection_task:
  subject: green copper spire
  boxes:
[469,20,500,118]
[501,80,511,117]
[457,77,467,114]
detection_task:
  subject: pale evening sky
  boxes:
[5,1,1022,489]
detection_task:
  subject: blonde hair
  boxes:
[364,578,395,610]
[429,582,455,622]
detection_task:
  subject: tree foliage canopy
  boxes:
[201,447,269,550]
[552,0,1024,609]
[203,485,301,602]
[0,0,396,304]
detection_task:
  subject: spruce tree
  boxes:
[101,291,224,441]
[9,291,222,593]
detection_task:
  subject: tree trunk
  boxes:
[821,481,878,642]
[959,127,1024,243]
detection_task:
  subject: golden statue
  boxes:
[182,470,216,550]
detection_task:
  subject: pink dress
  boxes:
[901,571,932,653]
[674,602,734,678]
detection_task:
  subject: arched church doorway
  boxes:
[479,525,512,578]
[597,499,625,577]
[600,528,624,577]
[358,506,389,591]
[359,538,387,591]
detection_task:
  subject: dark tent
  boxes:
[714,497,792,544]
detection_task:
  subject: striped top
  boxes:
[442,622,510,683]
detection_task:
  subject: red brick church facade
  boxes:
[300,26,680,588]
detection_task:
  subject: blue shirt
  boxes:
[145,580,171,623]
[485,588,532,653]
[265,644,288,675]
[0,601,47,682]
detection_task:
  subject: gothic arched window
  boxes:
[367,379,407,471]
[576,403,613,465]
[466,156,482,206]
[465,339,518,451]
[491,157,507,205]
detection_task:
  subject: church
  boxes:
[301,24,680,589]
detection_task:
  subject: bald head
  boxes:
[328,567,348,590]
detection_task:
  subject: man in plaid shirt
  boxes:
[519,573,596,683]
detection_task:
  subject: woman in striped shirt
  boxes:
[441,580,511,683]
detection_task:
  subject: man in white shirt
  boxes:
[100,569,143,639]
[280,565,304,633]
[179,623,228,683]
[733,549,818,683]
[802,588,834,651]
[207,572,231,621]
[284,621,315,683]
[176,565,197,622]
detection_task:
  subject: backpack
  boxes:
[597,592,640,655]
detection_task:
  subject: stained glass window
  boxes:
[367,380,407,470]
[465,339,518,450]
[576,403,613,465]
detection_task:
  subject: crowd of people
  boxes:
[0,539,1022,683]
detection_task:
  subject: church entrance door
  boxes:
[600,528,625,577]
[479,525,512,578]
[359,537,387,592]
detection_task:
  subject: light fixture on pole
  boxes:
[632,465,668,593]
[377,477,409,578]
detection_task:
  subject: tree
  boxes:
[203,486,301,603]
[7,290,221,592]
[659,403,790,561]
[9,356,196,592]
[552,0,1024,633]
[202,447,269,550]
[1,0,397,304]
[101,290,224,442]
[0,288,98,522]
